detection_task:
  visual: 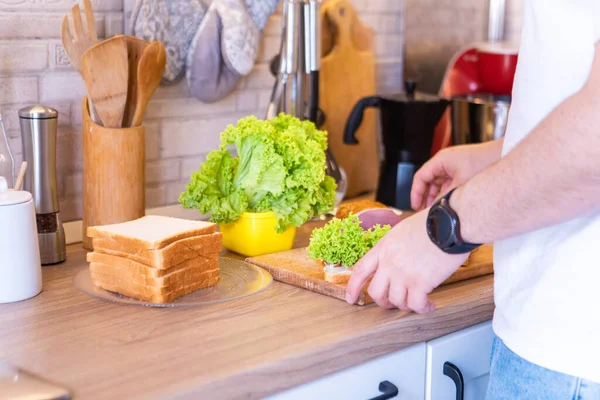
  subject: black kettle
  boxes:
[344,81,450,210]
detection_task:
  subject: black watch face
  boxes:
[427,207,456,248]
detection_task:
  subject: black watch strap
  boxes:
[426,188,482,254]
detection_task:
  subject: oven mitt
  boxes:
[129,0,209,84]
[186,0,280,103]
[244,0,280,33]
[186,8,241,102]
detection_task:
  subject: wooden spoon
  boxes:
[131,42,166,128]
[14,161,27,191]
[80,35,129,128]
[122,36,151,128]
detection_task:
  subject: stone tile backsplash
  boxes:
[0,0,526,222]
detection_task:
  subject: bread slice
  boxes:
[90,260,219,288]
[91,271,220,303]
[335,199,388,219]
[86,215,217,250]
[324,269,352,284]
[92,232,222,269]
[87,251,218,275]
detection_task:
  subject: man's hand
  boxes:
[345,210,470,313]
[411,140,504,211]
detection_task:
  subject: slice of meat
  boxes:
[356,208,403,230]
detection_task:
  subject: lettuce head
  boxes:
[179,113,337,233]
[307,214,391,267]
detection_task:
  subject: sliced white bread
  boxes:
[86,215,217,250]
[91,271,220,303]
[89,260,219,288]
[86,251,218,276]
[92,232,222,269]
[324,269,352,284]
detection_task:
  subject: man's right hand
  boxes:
[410,139,505,211]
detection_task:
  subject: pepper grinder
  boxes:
[19,105,66,265]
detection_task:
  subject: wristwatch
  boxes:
[426,188,482,254]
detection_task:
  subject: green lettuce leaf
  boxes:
[234,135,286,208]
[178,147,248,223]
[307,214,391,267]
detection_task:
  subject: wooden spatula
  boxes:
[122,36,151,128]
[80,36,129,129]
[131,42,166,128]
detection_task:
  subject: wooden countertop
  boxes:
[0,217,494,400]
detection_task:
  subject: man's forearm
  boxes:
[470,137,505,164]
[451,72,600,244]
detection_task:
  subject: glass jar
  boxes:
[0,112,14,188]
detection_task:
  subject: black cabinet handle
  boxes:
[443,361,464,400]
[367,380,399,400]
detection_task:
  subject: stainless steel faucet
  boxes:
[267,0,346,199]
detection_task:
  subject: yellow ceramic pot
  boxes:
[219,212,296,257]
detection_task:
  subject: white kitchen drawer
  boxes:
[266,342,426,400]
[425,320,494,400]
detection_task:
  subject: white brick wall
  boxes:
[0,0,405,222]
[404,0,525,93]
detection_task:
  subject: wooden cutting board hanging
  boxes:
[246,245,494,306]
[321,0,374,57]
[320,0,379,198]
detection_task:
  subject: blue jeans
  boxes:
[486,336,600,399]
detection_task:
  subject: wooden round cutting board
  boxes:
[320,0,379,198]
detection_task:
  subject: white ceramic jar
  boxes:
[0,176,42,303]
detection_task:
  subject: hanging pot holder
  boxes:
[186,0,281,103]
[186,7,242,103]
[243,0,280,34]
[129,0,208,84]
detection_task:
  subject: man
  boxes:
[345,1,600,398]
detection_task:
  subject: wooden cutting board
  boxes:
[246,244,494,306]
[320,0,380,198]
[321,0,374,57]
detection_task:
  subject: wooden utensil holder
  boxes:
[81,96,145,250]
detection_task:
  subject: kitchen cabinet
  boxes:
[266,320,494,400]
[425,320,494,400]
[266,342,427,400]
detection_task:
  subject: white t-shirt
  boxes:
[493,0,600,383]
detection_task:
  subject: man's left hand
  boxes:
[345,210,470,313]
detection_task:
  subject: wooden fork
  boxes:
[61,0,98,72]
[61,0,103,125]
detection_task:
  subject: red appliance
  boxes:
[477,42,519,95]
[431,41,519,156]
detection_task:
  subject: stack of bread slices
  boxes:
[86,215,222,304]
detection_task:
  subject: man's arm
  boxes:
[452,42,600,244]
[345,43,600,312]
[410,138,505,211]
